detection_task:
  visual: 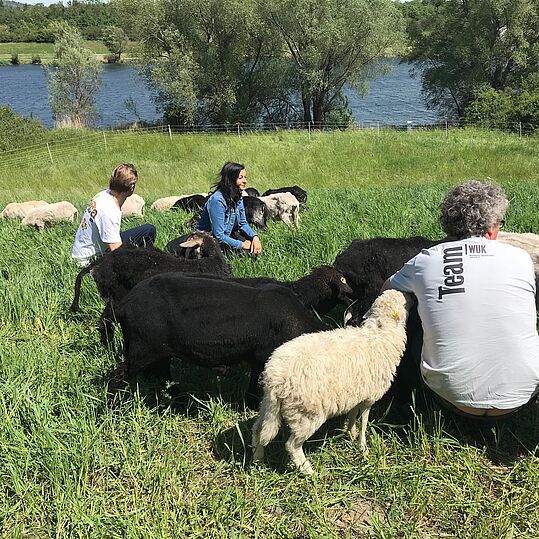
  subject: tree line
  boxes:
[3,0,537,130]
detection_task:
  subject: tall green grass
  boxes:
[0,130,538,538]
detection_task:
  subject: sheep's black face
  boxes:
[329,271,354,303]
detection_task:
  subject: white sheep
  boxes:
[252,289,411,475]
[121,193,145,217]
[258,192,300,228]
[497,231,539,274]
[21,201,78,229]
[1,200,49,219]
[150,194,209,212]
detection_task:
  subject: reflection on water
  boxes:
[0,59,437,128]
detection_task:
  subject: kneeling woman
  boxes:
[197,161,262,254]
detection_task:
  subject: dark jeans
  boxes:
[120,224,156,248]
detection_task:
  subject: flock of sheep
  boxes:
[2,188,539,475]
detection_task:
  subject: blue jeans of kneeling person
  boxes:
[120,224,156,248]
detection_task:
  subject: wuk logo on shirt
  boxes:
[464,244,486,255]
[438,245,466,299]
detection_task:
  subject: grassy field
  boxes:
[0,40,127,64]
[0,129,538,538]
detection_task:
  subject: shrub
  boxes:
[31,55,42,65]
[10,53,19,65]
[0,106,48,152]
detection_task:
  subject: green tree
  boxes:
[265,0,405,125]
[102,25,128,61]
[406,0,539,118]
[46,25,102,128]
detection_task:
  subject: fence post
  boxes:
[168,125,172,140]
[237,123,241,137]
[377,121,380,136]
[46,143,53,164]
[308,120,311,142]
[445,118,448,136]
[103,132,107,150]
[519,122,522,138]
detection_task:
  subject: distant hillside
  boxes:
[3,1,29,8]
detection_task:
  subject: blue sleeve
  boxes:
[236,199,258,239]
[206,195,243,250]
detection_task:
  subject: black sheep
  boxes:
[334,236,441,323]
[111,274,328,406]
[242,196,269,229]
[171,194,207,212]
[261,185,307,205]
[70,232,231,343]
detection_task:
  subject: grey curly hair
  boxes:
[440,180,509,239]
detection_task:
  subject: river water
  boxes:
[0,58,439,128]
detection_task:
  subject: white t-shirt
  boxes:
[390,237,539,409]
[72,190,122,266]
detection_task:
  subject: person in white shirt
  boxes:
[72,163,156,267]
[383,180,539,419]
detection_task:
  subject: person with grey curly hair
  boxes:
[440,180,509,239]
[383,180,539,420]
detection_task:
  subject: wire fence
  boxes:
[0,119,536,171]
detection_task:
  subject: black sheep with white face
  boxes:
[242,196,269,229]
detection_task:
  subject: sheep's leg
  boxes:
[358,404,372,453]
[346,404,361,440]
[285,433,314,475]
[251,416,265,462]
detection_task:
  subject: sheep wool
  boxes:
[21,201,78,229]
[252,289,411,475]
[121,194,145,217]
[1,200,49,219]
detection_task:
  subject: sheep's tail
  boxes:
[252,388,282,448]
[69,263,94,312]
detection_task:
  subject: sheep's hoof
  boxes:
[252,446,265,462]
[359,444,369,455]
[298,460,314,476]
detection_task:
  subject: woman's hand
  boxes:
[250,236,262,255]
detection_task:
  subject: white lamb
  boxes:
[258,192,300,228]
[252,289,411,475]
[497,231,539,274]
[1,200,49,219]
[21,201,78,229]
[121,194,145,217]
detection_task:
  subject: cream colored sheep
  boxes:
[21,201,78,229]
[1,200,49,219]
[151,194,209,212]
[258,192,300,228]
[252,289,411,475]
[121,194,145,217]
[497,231,539,274]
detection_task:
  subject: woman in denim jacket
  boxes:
[197,162,263,254]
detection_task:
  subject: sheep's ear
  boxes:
[179,238,201,248]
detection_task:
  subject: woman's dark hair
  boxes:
[211,161,245,207]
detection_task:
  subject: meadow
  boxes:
[0,128,538,538]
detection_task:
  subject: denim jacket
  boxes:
[197,190,257,249]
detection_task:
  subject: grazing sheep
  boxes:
[70,231,232,344]
[21,201,78,229]
[259,192,300,228]
[171,194,208,212]
[262,186,307,205]
[497,231,539,274]
[121,194,145,217]
[231,265,353,316]
[252,289,411,475]
[242,196,269,229]
[151,196,183,212]
[112,274,329,406]
[1,200,49,219]
[333,236,440,323]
